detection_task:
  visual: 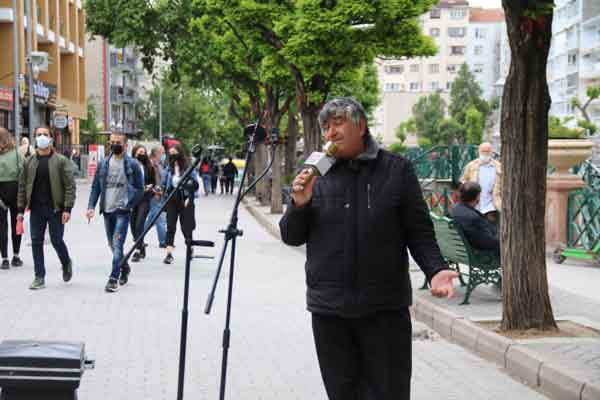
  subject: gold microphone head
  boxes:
[323,141,337,157]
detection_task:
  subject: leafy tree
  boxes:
[548,116,585,139]
[449,63,490,125]
[571,85,600,135]
[412,93,446,146]
[389,118,415,154]
[438,117,465,145]
[464,106,484,144]
[80,97,103,145]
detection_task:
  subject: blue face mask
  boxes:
[36,135,52,149]
[160,154,166,163]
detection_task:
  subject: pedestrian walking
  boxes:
[223,157,238,195]
[218,162,226,195]
[86,132,144,293]
[17,126,76,290]
[210,159,219,194]
[0,128,24,269]
[199,158,211,195]
[143,146,167,248]
[162,145,199,265]
[279,98,458,400]
[130,144,159,262]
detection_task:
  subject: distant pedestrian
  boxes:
[218,163,226,195]
[199,158,211,195]
[17,126,76,290]
[0,128,24,269]
[19,137,33,158]
[223,157,238,195]
[162,145,199,265]
[143,146,167,248]
[210,159,219,194]
[130,144,159,262]
[86,132,144,293]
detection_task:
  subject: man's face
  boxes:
[479,143,492,158]
[321,113,366,159]
[35,127,51,139]
[109,134,127,150]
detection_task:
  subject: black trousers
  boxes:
[0,181,22,259]
[311,309,412,400]
[130,197,151,250]
[225,177,235,194]
[165,195,196,246]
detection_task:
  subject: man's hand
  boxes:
[291,168,317,208]
[86,209,95,222]
[62,212,71,224]
[430,270,460,299]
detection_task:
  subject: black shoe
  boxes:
[1,259,9,270]
[11,256,23,267]
[159,244,167,249]
[62,260,73,282]
[119,270,129,286]
[105,278,119,292]
[139,246,146,259]
[29,277,45,290]
[131,251,141,262]
[163,253,174,264]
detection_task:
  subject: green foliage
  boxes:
[548,116,586,139]
[577,119,597,135]
[464,106,484,144]
[79,98,102,145]
[571,85,600,135]
[438,117,465,144]
[449,64,490,125]
[412,93,446,145]
[389,118,415,154]
[329,63,381,119]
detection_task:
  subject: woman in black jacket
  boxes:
[131,144,159,262]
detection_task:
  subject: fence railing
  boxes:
[567,160,600,251]
[405,145,479,185]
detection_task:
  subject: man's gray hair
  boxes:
[318,97,368,129]
[150,146,163,157]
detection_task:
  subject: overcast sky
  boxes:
[469,0,502,8]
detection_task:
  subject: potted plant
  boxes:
[548,117,593,177]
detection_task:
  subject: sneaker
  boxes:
[11,256,23,267]
[1,259,9,270]
[119,270,129,286]
[29,277,45,290]
[131,251,141,262]
[62,260,73,282]
[105,278,119,293]
[163,253,174,264]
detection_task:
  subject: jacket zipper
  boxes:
[367,184,371,209]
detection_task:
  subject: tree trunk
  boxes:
[285,111,298,178]
[500,0,557,331]
[254,142,268,205]
[300,104,322,158]
[270,143,284,213]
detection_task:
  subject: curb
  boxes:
[413,297,599,400]
[243,200,599,400]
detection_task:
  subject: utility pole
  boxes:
[11,0,20,142]
[24,0,35,141]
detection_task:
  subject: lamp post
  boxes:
[11,0,20,142]
[24,0,36,141]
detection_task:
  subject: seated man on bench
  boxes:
[450,182,500,254]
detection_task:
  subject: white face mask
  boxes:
[479,154,491,163]
[36,135,52,149]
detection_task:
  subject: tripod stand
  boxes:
[118,144,215,400]
[204,122,279,400]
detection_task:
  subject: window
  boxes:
[410,64,420,73]
[430,81,440,91]
[567,73,578,88]
[430,8,441,19]
[450,46,466,55]
[447,64,458,73]
[384,83,403,92]
[385,65,404,74]
[446,81,453,90]
[448,27,466,37]
[429,64,440,74]
[430,28,440,37]
[409,82,421,91]
[450,9,467,20]
[474,45,483,55]
[475,28,487,39]
[568,52,577,65]
[474,64,484,73]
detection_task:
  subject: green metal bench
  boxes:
[423,213,502,305]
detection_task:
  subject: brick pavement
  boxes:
[0,184,549,399]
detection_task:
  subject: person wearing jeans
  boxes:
[143,146,167,248]
[17,126,76,290]
[87,132,143,293]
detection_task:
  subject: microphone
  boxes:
[303,141,337,177]
[243,124,267,143]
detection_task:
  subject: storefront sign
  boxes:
[54,114,68,129]
[21,79,57,107]
[0,87,14,111]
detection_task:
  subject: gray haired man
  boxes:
[279,98,458,399]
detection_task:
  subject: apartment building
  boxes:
[375,0,486,146]
[85,38,144,134]
[0,0,86,147]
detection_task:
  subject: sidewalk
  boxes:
[244,198,600,400]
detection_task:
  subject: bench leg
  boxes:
[460,281,476,305]
[420,277,429,290]
[454,264,466,287]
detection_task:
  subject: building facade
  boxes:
[0,0,86,148]
[375,1,505,146]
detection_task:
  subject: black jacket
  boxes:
[450,203,499,253]
[279,137,447,317]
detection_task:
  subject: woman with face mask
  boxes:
[160,145,199,264]
[130,144,159,262]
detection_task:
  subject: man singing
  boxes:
[279,98,457,399]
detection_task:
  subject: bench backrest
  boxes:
[431,213,470,265]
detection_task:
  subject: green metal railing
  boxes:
[424,187,459,216]
[405,145,479,185]
[566,160,600,253]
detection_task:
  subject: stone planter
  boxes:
[547,139,594,177]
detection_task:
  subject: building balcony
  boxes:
[110,86,136,104]
[110,53,136,72]
[0,8,14,23]
[581,63,600,79]
[581,42,600,57]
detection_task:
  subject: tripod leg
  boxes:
[218,235,237,400]
[176,241,194,400]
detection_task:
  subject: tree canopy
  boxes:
[449,63,490,125]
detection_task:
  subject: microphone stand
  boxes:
[204,122,279,400]
[117,144,215,400]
